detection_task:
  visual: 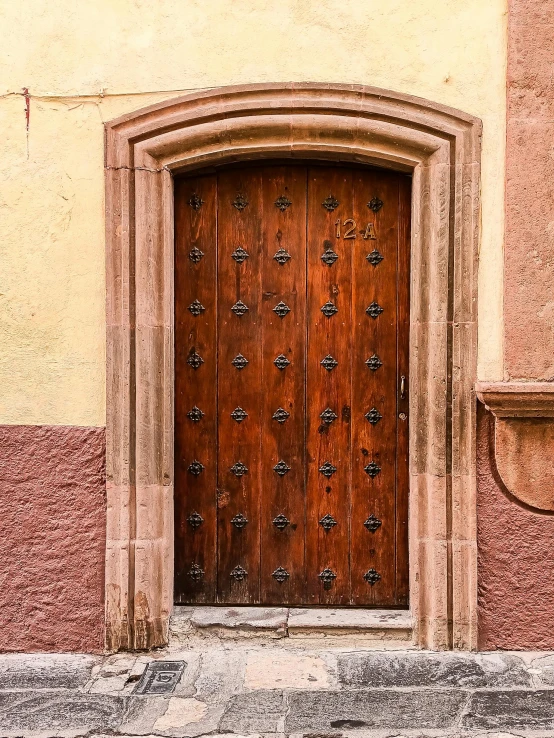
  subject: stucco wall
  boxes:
[477,405,554,650]
[0,426,106,653]
[0,0,507,427]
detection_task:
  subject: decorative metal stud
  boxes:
[320,355,338,372]
[319,461,337,478]
[273,301,291,318]
[188,247,204,263]
[230,461,248,477]
[232,194,248,211]
[322,195,339,212]
[321,248,339,266]
[188,194,204,211]
[232,353,249,370]
[364,514,382,532]
[366,302,384,319]
[187,512,204,529]
[274,354,290,370]
[319,513,338,531]
[275,195,292,211]
[187,352,204,370]
[272,566,290,582]
[318,567,337,590]
[188,460,204,476]
[272,407,290,424]
[231,407,248,423]
[272,514,290,530]
[367,197,383,213]
[188,563,204,581]
[188,299,206,317]
[364,461,381,478]
[187,406,204,422]
[366,249,384,266]
[231,300,249,317]
[365,408,382,425]
[363,568,381,585]
[230,565,247,581]
[231,246,249,263]
[273,247,292,265]
[273,460,291,476]
[365,354,383,371]
[231,513,248,529]
[320,301,338,318]
[320,407,338,424]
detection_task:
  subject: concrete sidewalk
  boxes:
[2,638,554,738]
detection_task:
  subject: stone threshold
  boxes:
[171,605,412,641]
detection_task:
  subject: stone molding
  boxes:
[476,382,554,512]
[476,382,554,418]
[104,83,481,651]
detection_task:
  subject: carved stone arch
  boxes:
[105,83,481,651]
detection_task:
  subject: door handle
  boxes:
[400,375,406,400]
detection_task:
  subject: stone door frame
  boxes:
[105,83,481,651]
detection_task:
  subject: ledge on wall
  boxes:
[475,382,554,512]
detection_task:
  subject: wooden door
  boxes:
[174,164,410,607]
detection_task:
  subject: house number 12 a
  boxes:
[335,219,377,240]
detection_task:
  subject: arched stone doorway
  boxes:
[104,83,481,651]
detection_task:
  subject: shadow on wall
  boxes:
[477,403,554,650]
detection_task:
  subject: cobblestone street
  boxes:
[2,612,554,738]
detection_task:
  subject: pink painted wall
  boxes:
[0,426,106,653]
[477,405,554,650]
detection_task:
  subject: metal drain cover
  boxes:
[133,660,186,695]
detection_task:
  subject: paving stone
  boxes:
[190,606,288,631]
[531,654,554,686]
[153,697,208,731]
[220,689,286,733]
[284,689,467,732]
[337,651,531,688]
[0,690,125,732]
[0,653,100,690]
[463,690,554,729]
[245,650,329,690]
[90,674,129,693]
[194,648,246,704]
[119,695,171,735]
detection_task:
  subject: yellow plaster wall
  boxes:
[0,0,506,426]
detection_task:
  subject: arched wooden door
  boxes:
[174,163,410,607]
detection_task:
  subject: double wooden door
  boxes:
[174,164,410,607]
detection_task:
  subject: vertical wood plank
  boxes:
[395,173,411,605]
[306,167,353,605]
[174,175,217,603]
[216,169,263,603]
[260,166,307,604]
[350,170,400,605]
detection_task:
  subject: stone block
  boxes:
[337,652,531,688]
[194,649,246,705]
[532,654,554,686]
[0,691,125,733]
[463,690,554,729]
[0,653,100,690]
[287,608,411,633]
[245,651,329,690]
[190,606,288,631]
[220,690,286,733]
[285,689,466,731]
[151,698,224,736]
